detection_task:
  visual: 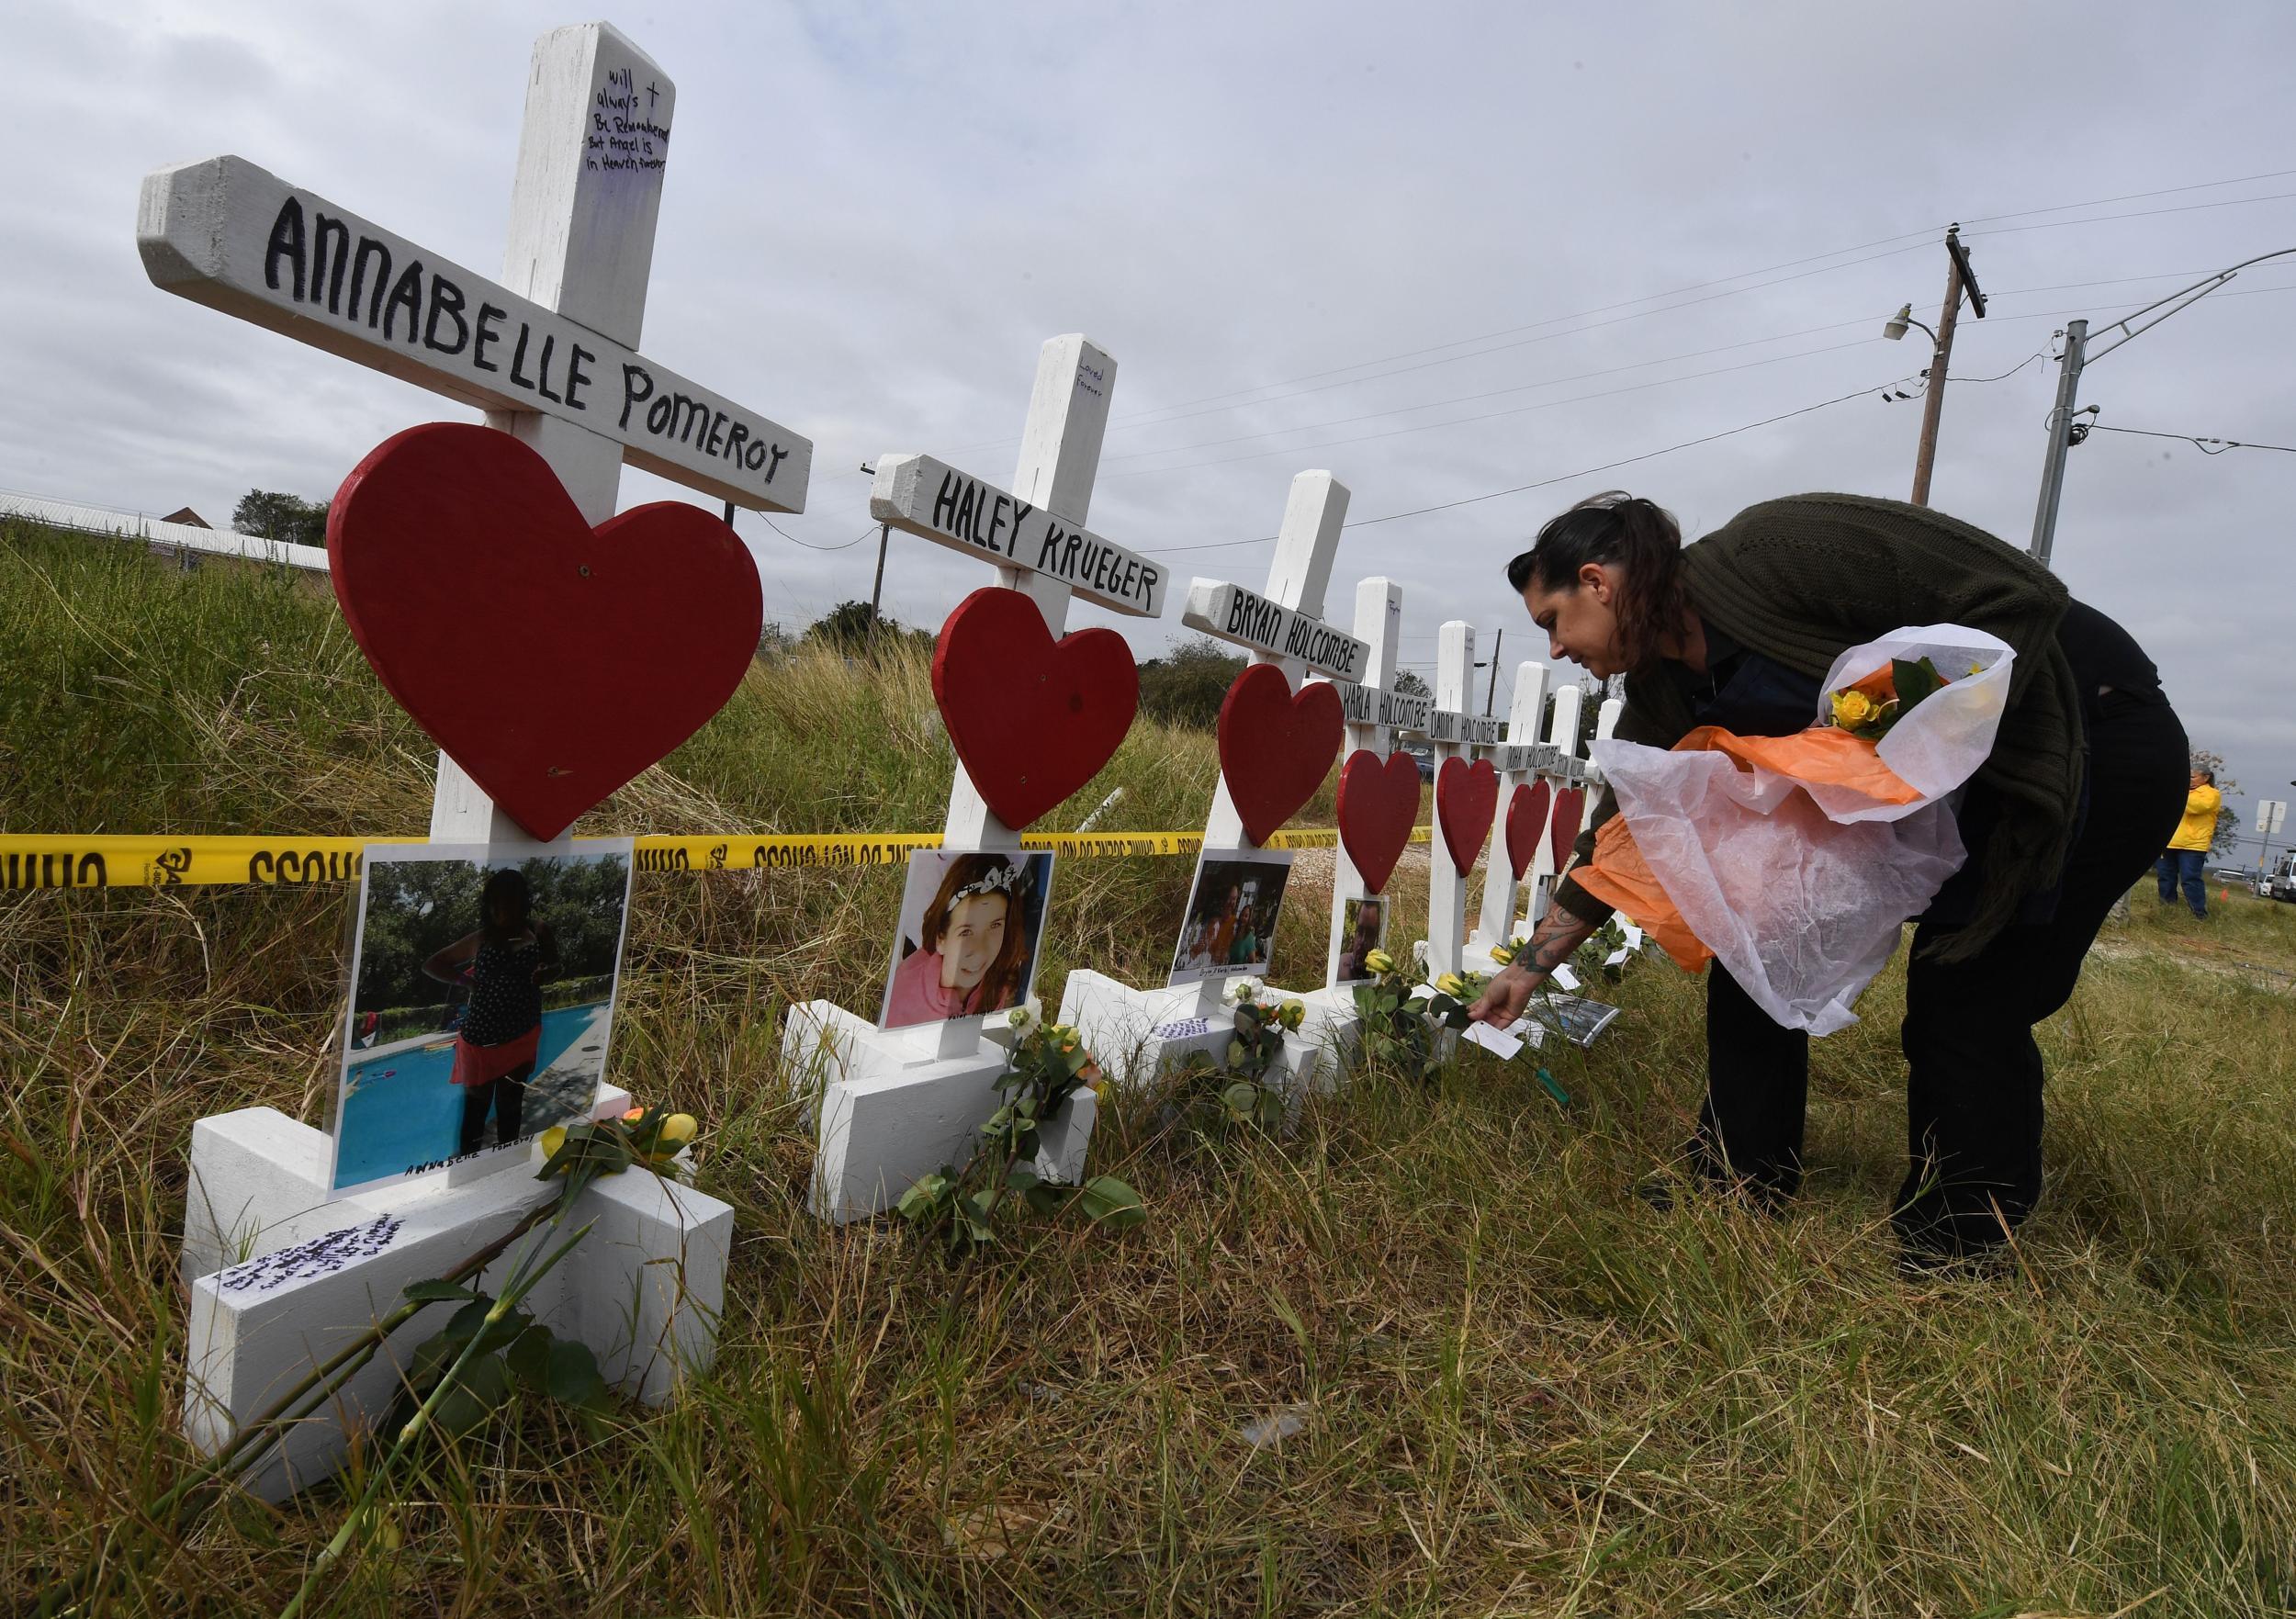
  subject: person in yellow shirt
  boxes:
[2156,767,2222,917]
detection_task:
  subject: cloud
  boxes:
[8,0,2296,835]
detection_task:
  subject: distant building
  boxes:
[160,506,212,529]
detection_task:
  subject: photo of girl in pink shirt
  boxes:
[880,851,1053,1029]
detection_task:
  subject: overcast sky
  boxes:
[10,3,2295,850]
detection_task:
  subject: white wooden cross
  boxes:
[1058,472,1359,1086]
[1423,624,1503,978]
[1523,680,1588,907]
[788,334,1163,1220]
[1312,579,1432,982]
[138,28,813,846]
[1464,658,1555,969]
[152,23,761,1497]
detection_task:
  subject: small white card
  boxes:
[1623,923,1645,950]
[1463,1020,1524,1061]
[1551,961,1581,992]
[1605,948,1630,969]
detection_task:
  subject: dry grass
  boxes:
[5,523,2296,1616]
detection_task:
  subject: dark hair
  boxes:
[1504,491,1686,672]
[2197,767,2216,785]
[921,854,1032,1013]
[478,867,532,944]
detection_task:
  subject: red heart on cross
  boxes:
[1336,749,1420,894]
[1436,756,1500,872]
[932,586,1138,831]
[1504,780,1552,882]
[1548,785,1588,871]
[1216,663,1344,847]
[326,422,762,843]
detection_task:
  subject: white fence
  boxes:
[0,488,329,572]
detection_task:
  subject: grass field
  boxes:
[6,522,2296,1616]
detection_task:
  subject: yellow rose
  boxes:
[538,1125,568,1161]
[1830,689,1878,728]
[1279,1001,1306,1031]
[658,1113,698,1145]
[1365,949,1394,975]
[1435,973,1467,998]
[1489,941,1515,966]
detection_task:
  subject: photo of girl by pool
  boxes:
[878,849,1055,1030]
[327,840,635,1196]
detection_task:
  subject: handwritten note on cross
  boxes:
[136,23,814,844]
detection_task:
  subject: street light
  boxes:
[1882,304,1933,346]
[2029,243,2296,569]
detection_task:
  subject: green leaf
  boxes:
[505,1324,553,1394]
[1892,655,1942,714]
[1079,1175,1148,1230]
[401,1279,486,1305]
[1020,1182,1065,1216]
[431,1351,514,1440]
[543,1335,610,1410]
[897,1170,954,1221]
[1224,1038,1249,1069]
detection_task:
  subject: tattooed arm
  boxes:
[1465,905,1596,1028]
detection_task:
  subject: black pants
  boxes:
[1697,692,2189,1254]
[458,1065,532,1155]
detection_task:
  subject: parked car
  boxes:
[2267,852,2296,904]
[1404,747,1435,783]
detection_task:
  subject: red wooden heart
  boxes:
[1548,786,1588,870]
[1436,757,1500,872]
[1505,780,1552,882]
[1336,749,1420,894]
[932,586,1138,831]
[327,422,762,842]
[1216,663,1344,847]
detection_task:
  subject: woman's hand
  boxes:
[1468,964,1546,1028]
[1464,905,1600,1027]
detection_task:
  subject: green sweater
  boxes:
[1553,492,2085,961]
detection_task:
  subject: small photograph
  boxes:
[329,841,634,1197]
[1528,992,1623,1049]
[1334,895,1388,984]
[880,849,1055,1029]
[1169,848,1294,985]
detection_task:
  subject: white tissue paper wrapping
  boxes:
[1589,624,2015,1035]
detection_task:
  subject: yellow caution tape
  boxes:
[0,826,1427,889]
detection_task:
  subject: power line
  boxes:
[949,168,2296,455]
[1097,311,1888,466]
[1113,281,2296,479]
[755,515,878,552]
[2088,424,2296,455]
[1956,166,2296,227]
[1107,336,1887,482]
[1964,188,2296,240]
[1140,378,1899,557]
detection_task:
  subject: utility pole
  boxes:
[1483,627,1503,714]
[2024,245,2296,569]
[867,521,890,622]
[2028,320,2088,569]
[1909,225,1985,507]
